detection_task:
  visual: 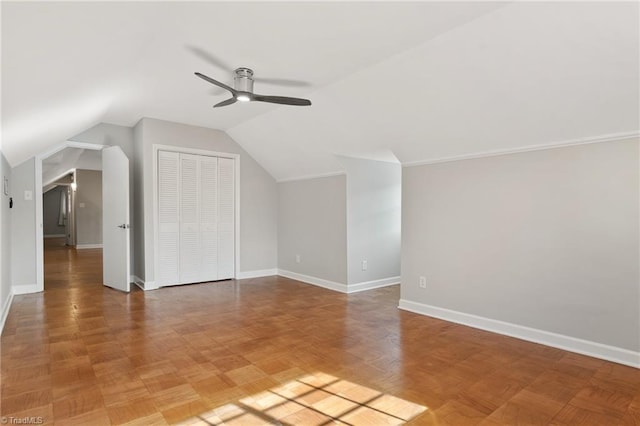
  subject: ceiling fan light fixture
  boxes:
[195,69,311,107]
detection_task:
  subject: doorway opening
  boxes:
[40,148,104,290]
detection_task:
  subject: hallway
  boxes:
[43,237,103,290]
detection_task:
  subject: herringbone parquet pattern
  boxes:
[1,239,639,425]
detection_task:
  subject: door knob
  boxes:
[117,224,130,229]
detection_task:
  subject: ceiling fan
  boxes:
[195,68,312,108]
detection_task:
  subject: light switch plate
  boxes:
[24,190,32,200]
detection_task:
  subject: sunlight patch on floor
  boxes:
[177,371,427,425]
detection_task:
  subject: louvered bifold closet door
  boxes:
[218,157,235,279]
[199,156,218,281]
[157,151,180,286]
[179,154,201,284]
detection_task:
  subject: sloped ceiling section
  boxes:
[228,1,640,181]
[41,148,103,187]
[2,2,638,181]
[1,1,502,167]
[41,147,83,187]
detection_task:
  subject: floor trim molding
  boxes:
[0,291,14,334]
[398,299,640,369]
[348,276,400,293]
[278,269,348,293]
[75,244,103,250]
[44,234,66,238]
[237,269,278,279]
[277,270,400,294]
[13,284,40,295]
[132,275,159,291]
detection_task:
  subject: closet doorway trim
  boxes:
[152,144,240,283]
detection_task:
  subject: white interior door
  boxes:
[157,151,180,286]
[155,150,236,287]
[179,154,201,284]
[199,156,218,281]
[102,146,130,292]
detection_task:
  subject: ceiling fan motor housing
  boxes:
[194,69,311,106]
[234,67,254,94]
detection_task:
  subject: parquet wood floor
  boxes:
[1,238,639,425]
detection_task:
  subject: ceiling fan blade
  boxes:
[214,97,237,108]
[253,94,311,106]
[209,87,227,96]
[254,77,312,88]
[195,72,236,95]
[186,46,233,72]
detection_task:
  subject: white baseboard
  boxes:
[132,275,158,291]
[277,269,348,293]
[12,284,40,295]
[348,276,400,293]
[237,269,278,279]
[0,291,15,334]
[44,234,66,238]
[398,299,640,369]
[277,270,400,294]
[75,244,103,249]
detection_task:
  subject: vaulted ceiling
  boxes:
[2,2,638,181]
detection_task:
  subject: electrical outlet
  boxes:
[362,260,367,271]
[295,254,301,263]
[419,276,427,289]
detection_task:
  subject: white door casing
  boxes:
[35,141,106,293]
[154,147,236,287]
[217,157,235,280]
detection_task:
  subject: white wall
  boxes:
[1,153,12,326]
[340,157,401,285]
[136,118,278,283]
[75,169,102,246]
[277,161,401,291]
[278,175,348,284]
[400,139,639,355]
[11,158,37,292]
[75,149,102,171]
